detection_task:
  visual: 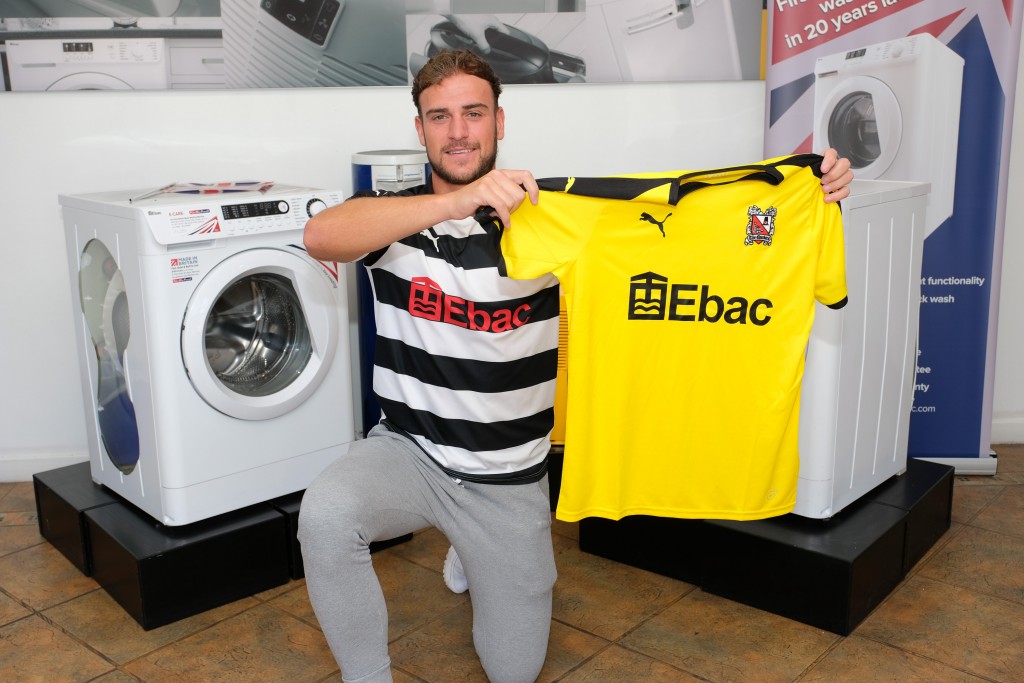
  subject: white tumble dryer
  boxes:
[60,183,354,526]
[813,33,963,237]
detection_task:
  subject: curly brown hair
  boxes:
[411,50,502,114]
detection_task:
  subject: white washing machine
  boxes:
[813,33,964,238]
[794,179,929,519]
[6,37,171,91]
[60,184,354,526]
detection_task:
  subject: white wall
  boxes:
[0,80,769,480]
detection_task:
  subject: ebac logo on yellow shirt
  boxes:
[627,272,774,326]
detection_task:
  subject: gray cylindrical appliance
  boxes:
[351,150,429,436]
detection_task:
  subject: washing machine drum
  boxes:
[181,248,339,421]
[204,273,312,398]
[818,75,901,178]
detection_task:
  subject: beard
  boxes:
[428,138,499,187]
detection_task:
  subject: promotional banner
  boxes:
[1,0,767,91]
[765,1,1022,471]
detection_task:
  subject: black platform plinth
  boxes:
[701,502,907,634]
[32,461,119,575]
[869,458,954,574]
[270,491,413,580]
[33,463,417,629]
[579,457,953,635]
[85,500,290,630]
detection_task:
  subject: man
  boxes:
[299,50,853,683]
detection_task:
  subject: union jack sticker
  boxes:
[745,205,776,246]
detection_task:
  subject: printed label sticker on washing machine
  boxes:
[147,208,222,245]
[170,255,200,284]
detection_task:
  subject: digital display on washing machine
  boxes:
[63,42,94,52]
[845,48,866,60]
[222,200,291,220]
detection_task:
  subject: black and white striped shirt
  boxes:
[359,184,559,483]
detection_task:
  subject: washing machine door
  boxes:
[181,247,339,420]
[47,72,134,91]
[78,238,140,473]
[816,75,902,178]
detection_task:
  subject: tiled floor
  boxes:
[2,445,1023,683]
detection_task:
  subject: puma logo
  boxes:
[640,211,672,237]
[421,227,441,251]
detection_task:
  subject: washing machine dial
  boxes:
[306,198,328,217]
[278,201,290,213]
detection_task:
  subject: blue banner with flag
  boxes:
[765,1,1022,470]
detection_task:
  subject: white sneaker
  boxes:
[443,546,469,594]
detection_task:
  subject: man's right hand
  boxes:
[447,169,539,228]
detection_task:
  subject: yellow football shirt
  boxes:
[501,155,847,521]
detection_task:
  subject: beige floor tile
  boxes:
[123,603,338,682]
[969,484,1024,541]
[0,542,98,610]
[0,589,32,626]
[322,667,422,683]
[857,575,1024,682]
[254,577,305,602]
[954,471,1024,487]
[91,671,145,683]
[800,635,990,683]
[622,590,839,683]
[552,517,579,542]
[43,588,259,665]
[992,444,1024,472]
[916,525,1024,605]
[0,510,37,526]
[0,482,37,512]
[0,613,113,683]
[392,669,425,683]
[384,602,486,683]
[538,620,611,682]
[273,548,469,663]
[0,522,45,558]
[389,601,605,683]
[266,582,319,627]
[559,644,705,682]
[552,532,693,641]
[373,550,469,642]
[951,481,1002,524]
[385,526,449,573]
[991,470,1024,484]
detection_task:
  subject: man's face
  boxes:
[415,72,504,193]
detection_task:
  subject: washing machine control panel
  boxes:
[142,190,346,246]
[222,199,293,220]
[14,38,166,64]
[66,38,161,63]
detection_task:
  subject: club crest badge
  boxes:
[745,206,776,246]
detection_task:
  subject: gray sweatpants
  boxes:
[298,425,557,683]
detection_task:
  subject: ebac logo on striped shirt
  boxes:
[409,276,532,332]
